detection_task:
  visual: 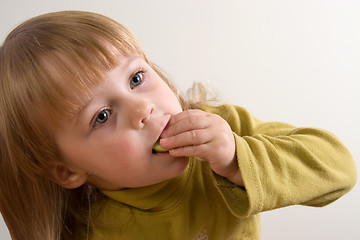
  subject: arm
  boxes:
[160,104,356,216]
[204,104,357,215]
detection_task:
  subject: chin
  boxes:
[169,157,189,177]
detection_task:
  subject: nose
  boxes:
[128,98,155,129]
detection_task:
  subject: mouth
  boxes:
[152,139,169,154]
[152,115,171,154]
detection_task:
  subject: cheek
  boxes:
[157,85,182,112]
[103,135,140,162]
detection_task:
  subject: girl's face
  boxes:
[54,55,188,190]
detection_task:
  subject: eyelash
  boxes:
[90,68,146,129]
[91,107,113,129]
[130,69,146,89]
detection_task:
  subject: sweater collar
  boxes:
[101,162,192,211]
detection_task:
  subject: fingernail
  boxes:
[160,138,168,145]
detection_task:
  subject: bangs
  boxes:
[2,11,145,129]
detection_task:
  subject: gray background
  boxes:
[1,0,359,239]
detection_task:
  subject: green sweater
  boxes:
[89,104,356,240]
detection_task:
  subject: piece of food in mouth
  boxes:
[152,139,169,153]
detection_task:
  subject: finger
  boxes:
[168,109,204,124]
[162,110,210,137]
[160,129,213,149]
[168,144,209,159]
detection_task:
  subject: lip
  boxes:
[151,114,171,147]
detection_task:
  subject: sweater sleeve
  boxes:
[201,104,357,218]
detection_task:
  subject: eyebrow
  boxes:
[72,97,95,127]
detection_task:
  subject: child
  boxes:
[0,11,356,240]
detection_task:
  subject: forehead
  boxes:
[63,54,140,112]
[1,11,153,145]
[37,48,139,128]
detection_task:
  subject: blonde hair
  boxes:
[0,11,205,240]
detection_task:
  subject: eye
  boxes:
[92,109,112,127]
[130,71,144,89]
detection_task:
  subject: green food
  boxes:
[152,139,168,153]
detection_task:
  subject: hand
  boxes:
[160,109,241,183]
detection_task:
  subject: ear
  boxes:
[48,162,87,189]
